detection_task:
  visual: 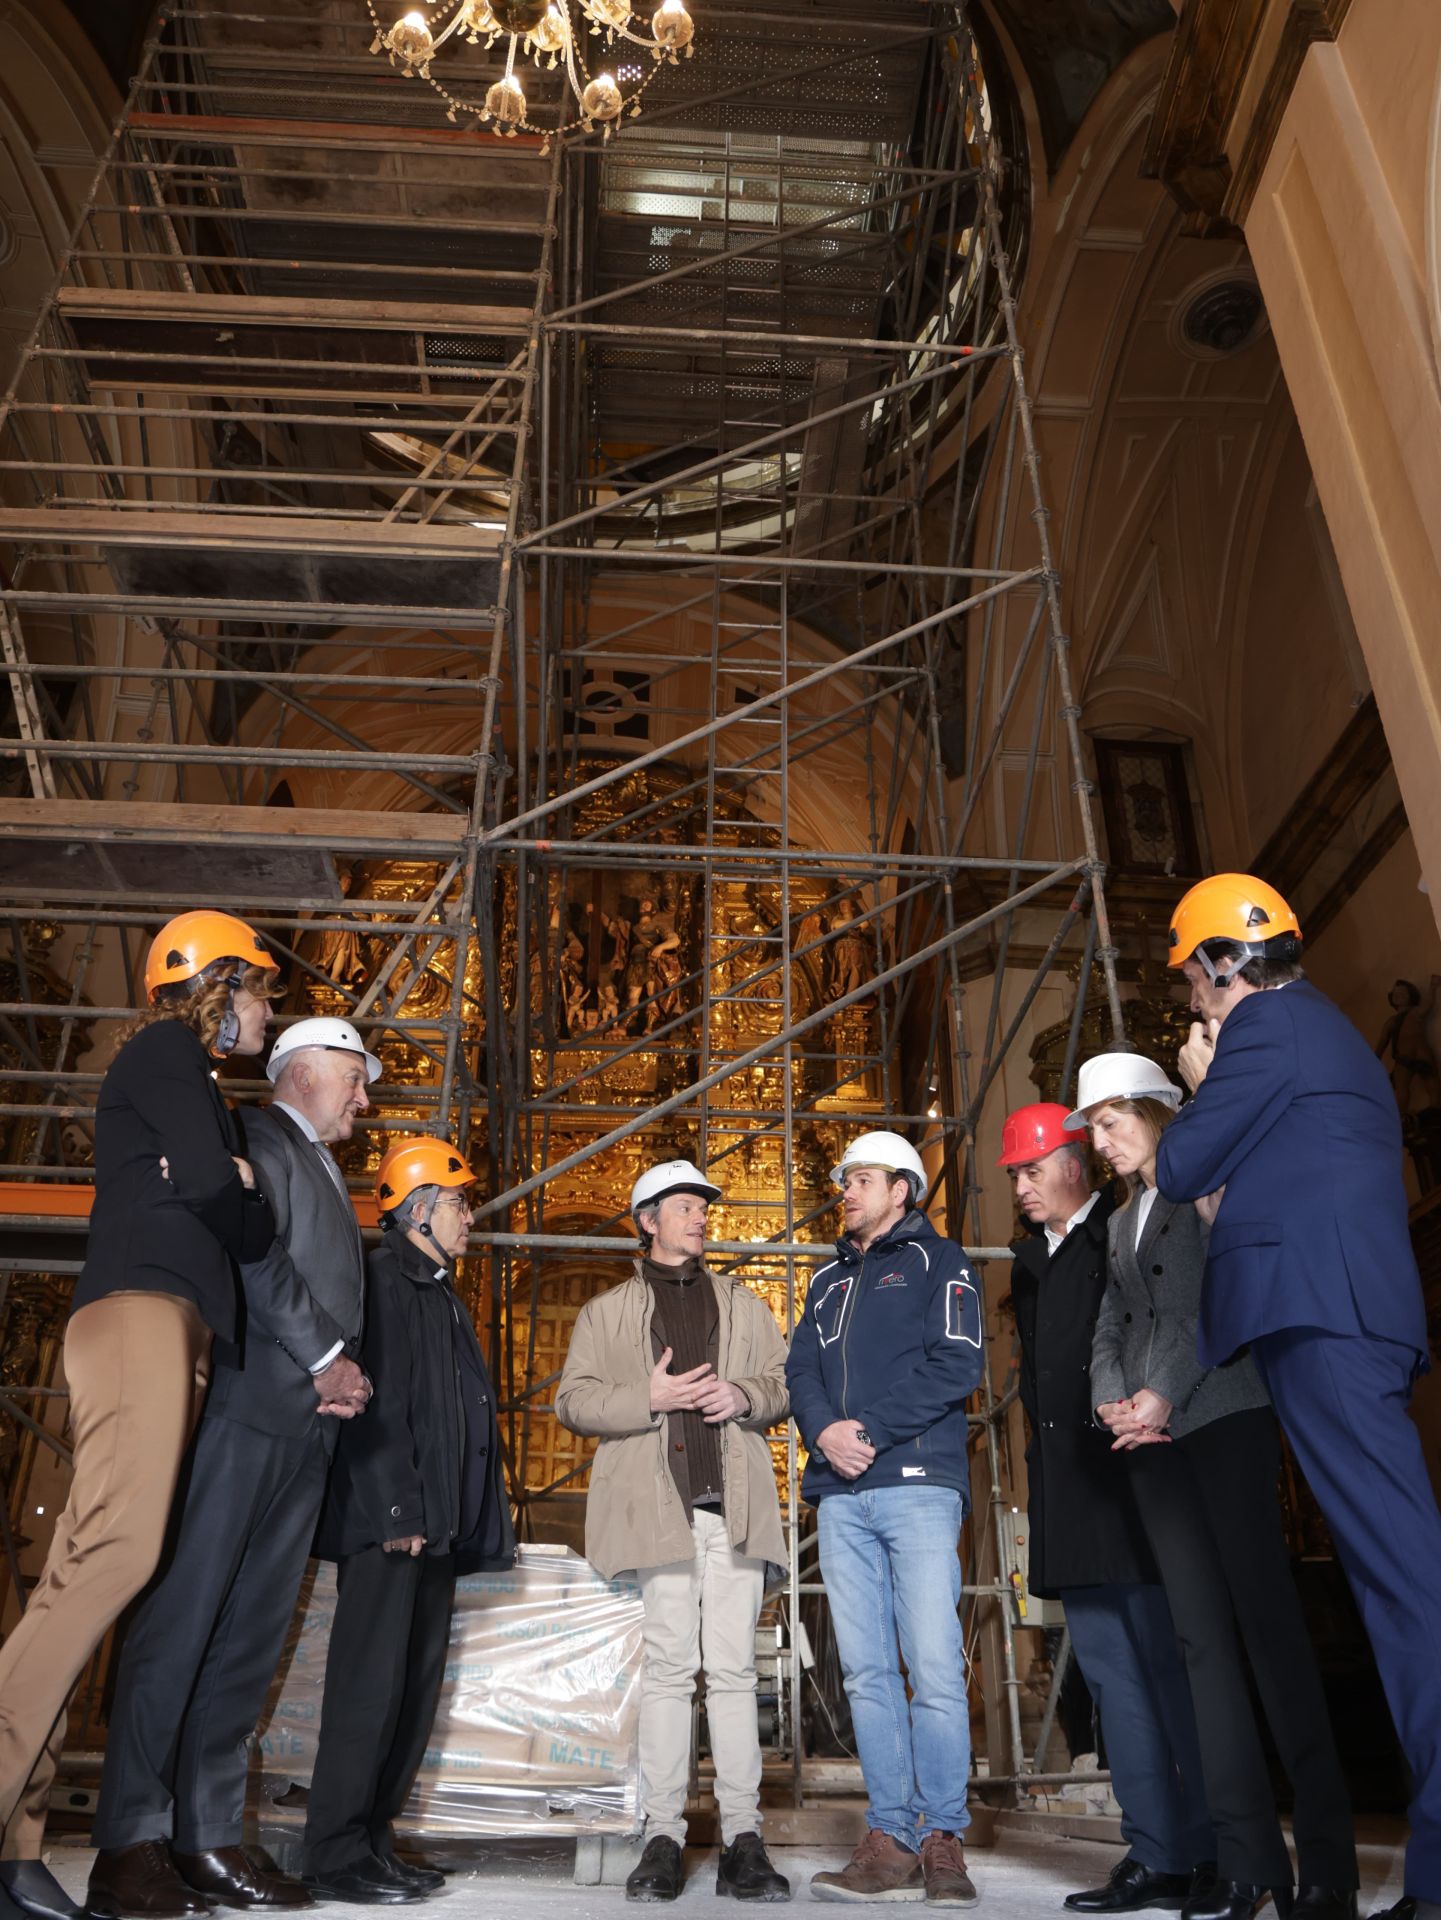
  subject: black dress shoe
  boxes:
[299,1865,422,1907]
[1291,1893,1356,1920]
[1366,1903,1417,1920]
[1181,1883,1291,1920]
[392,1857,449,1883]
[89,1845,214,1919]
[172,1850,312,1912]
[717,1833,790,1903]
[0,1862,82,1920]
[1066,1859,1191,1913]
[366,1858,444,1897]
[626,1838,684,1904]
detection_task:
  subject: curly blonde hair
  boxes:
[112,960,278,1058]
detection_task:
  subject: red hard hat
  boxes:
[996,1102,1074,1168]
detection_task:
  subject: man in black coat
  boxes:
[303,1137,515,1906]
[1001,1103,1212,1914]
[89,1019,378,1918]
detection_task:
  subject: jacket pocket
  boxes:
[1207,1221,1281,1256]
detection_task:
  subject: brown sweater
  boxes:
[645,1255,724,1519]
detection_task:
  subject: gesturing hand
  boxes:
[650,1346,715,1414]
[695,1378,748,1425]
[815,1419,875,1480]
[1178,1019,1220,1093]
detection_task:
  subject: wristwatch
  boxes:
[856,1427,873,1446]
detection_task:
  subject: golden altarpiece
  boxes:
[0,758,888,1644]
[307,758,885,1537]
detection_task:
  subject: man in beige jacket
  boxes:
[556,1158,791,1906]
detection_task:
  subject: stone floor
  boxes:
[43,1819,1412,1919]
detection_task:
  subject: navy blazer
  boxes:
[70,1019,276,1341]
[1155,980,1427,1369]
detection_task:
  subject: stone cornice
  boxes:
[1142,0,1352,235]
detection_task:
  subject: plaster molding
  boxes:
[1144,0,1354,236]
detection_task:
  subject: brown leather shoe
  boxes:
[172,1850,313,1911]
[811,1831,926,1903]
[920,1833,978,1908]
[87,1844,212,1919]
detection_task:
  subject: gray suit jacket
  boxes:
[206,1104,366,1445]
[1091,1188,1269,1439]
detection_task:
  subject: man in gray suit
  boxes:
[88,1018,379,1920]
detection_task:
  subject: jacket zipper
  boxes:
[839,1243,864,1420]
[448,1295,465,1530]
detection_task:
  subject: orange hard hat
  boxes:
[375,1136,476,1214]
[145,910,275,1001]
[997,1103,1075,1168]
[1167,873,1301,970]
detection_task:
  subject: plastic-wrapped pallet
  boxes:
[258,1545,643,1837]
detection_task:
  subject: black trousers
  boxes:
[1127,1408,1355,1889]
[92,1413,329,1851]
[303,1547,455,1874]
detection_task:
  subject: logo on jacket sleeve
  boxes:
[945,1276,983,1348]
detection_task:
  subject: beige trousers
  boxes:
[635,1505,766,1846]
[0,1292,211,1859]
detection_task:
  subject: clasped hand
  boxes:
[1096,1387,1173,1452]
[314,1354,371,1420]
[814,1418,875,1480]
[649,1347,748,1423]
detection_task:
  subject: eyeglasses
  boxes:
[431,1194,473,1217]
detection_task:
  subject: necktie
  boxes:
[314,1139,349,1200]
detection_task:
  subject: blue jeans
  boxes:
[1060,1582,1213,1875]
[818,1484,970,1850]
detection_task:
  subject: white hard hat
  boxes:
[266,1015,382,1086]
[630,1158,722,1218]
[831,1129,928,1203]
[1065,1052,1183,1129]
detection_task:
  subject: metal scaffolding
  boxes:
[0,0,1122,1807]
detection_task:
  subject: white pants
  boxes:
[635,1505,766,1845]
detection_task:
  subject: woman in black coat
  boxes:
[1079,1051,1357,1920]
[0,911,277,1920]
[305,1138,515,1904]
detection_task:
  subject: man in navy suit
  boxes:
[1156,872,1440,1920]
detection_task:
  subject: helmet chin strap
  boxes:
[1194,941,1263,989]
[203,967,245,1055]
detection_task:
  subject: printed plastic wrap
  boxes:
[258,1545,643,1836]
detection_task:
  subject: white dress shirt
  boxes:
[1043,1189,1100,1258]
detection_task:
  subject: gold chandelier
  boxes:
[367,0,696,145]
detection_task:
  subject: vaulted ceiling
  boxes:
[61,0,1177,176]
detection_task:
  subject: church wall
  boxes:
[1244,0,1441,937]
[1232,426,1369,858]
[1303,830,1441,1087]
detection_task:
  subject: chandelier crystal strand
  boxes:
[366,0,694,138]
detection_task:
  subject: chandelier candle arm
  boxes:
[367,0,694,137]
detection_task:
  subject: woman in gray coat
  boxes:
[1075,1052,1356,1920]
